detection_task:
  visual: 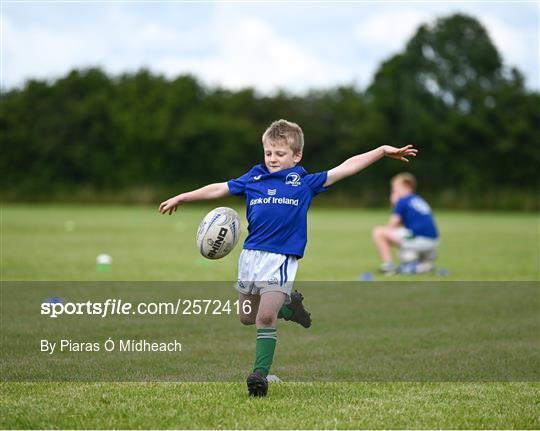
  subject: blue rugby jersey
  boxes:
[393,193,439,239]
[227,164,328,258]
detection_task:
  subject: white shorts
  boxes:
[397,228,439,253]
[235,249,298,302]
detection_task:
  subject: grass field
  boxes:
[2,204,538,281]
[1,204,539,429]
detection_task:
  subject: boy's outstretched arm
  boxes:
[324,145,417,187]
[159,182,230,215]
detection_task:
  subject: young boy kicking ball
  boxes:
[372,172,439,275]
[159,120,416,396]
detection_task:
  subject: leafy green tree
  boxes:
[368,13,539,201]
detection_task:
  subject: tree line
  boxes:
[1,14,538,209]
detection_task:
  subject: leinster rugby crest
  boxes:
[285,173,301,187]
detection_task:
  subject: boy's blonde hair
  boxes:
[392,172,417,191]
[262,119,304,154]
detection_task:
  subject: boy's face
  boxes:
[263,139,302,173]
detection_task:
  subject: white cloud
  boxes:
[3,14,92,86]
[2,8,350,93]
[354,9,432,53]
[2,7,207,87]
[162,15,351,92]
[110,12,353,93]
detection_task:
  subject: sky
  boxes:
[2,1,539,94]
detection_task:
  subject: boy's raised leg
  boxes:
[278,290,312,328]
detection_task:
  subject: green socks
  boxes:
[253,328,277,376]
[278,304,293,319]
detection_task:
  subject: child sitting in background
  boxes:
[372,172,439,275]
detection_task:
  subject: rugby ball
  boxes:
[196,207,241,259]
